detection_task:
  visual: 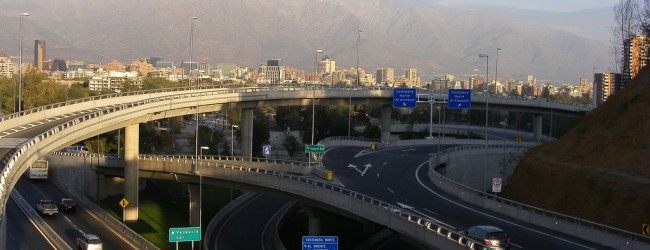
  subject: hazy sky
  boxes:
[406,0,618,12]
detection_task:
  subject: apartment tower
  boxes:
[34,40,46,71]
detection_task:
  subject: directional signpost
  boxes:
[302,236,338,250]
[392,88,417,108]
[448,89,471,109]
[305,144,325,153]
[169,227,201,250]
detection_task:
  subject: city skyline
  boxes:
[0,0,619,83]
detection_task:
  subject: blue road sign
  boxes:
[262,145,271,157]
[448,89,471,109]
[302,236,338,250]
[392,88,417,108]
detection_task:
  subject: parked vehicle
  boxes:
[76,233,103,250]
[58,198,76,212]
[36,200,58,216]
[26,160,48,179]
[459,225,511,250]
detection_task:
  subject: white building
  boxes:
[88,71,142,92]
[0,56,15,78]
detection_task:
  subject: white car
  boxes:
[65,145,89,154]
[76,233,102,250]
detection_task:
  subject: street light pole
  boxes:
[198,146,208,250]
[17,12,29,113]
[231,125,238,157]
[495,48,501,85]
[479,53,489,192]
[312,50,322,158]
[189,16,198,88]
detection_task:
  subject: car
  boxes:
[65,145,89,154]
[36,199,58,216]
[459,225,511,250]
[76,233,103,250]
[58,198,76,212]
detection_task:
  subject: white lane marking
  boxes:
[402,148,417,152]
[423,208,438,216]
[414,163,597,250]
[512,243,524,248]
[396,202,413,209]
[386,187,395,194]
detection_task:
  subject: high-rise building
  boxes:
[404,68,417,86]
[375,68,394,84]
[264,59,283,84]
[318,56,336,75]
[34,40,46,71]
[0,54,15,77]
[594,72,621,106]
[622,35,649,88]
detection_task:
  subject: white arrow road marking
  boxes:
[354,149,373,158]
[386,187,395,194]
[397,202,413,210]
[347,163,373,176]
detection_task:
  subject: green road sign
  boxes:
[305,144,325,153]
[169,227,201,242]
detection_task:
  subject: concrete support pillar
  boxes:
[241,108,254,157]
[124,124,139,222]
[305,207,321,236]
[188,184,200,227]
[380,105,392,143]
[533,114,543,142]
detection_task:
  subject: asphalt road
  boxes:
[16,177,138,249]
[209,193,291,250]
[322,145,612,250]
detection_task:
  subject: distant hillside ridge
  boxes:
[502,66,650,232]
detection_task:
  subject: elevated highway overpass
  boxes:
[0,85,591,249]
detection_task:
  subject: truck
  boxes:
[36,199,58,216]
[26,160,48,179]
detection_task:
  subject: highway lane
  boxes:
[210,193,290,250]
[6,195,56,250]
[16,177,138,249]
[323,145,612,250]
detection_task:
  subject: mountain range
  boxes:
[0,0,615,83]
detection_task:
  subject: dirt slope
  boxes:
[502,67,650,233]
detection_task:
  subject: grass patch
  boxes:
[100,180,240,250]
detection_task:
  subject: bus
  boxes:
[27,160,48,179]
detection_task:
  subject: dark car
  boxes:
[460,225,511,250]
[58,198,76,212]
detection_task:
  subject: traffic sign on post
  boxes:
[262,145,271,157]
[302,236,338,250]
[448,89,471,109]
[492,178,502,193]
[169,227,201,242]
[305,144,325,153]
[393,88,417,108]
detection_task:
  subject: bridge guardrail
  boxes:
[145,159,486,249]
[429,145,650,249]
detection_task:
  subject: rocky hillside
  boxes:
[503,67,650,233]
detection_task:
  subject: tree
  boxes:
[613,0,641,71]
[0,77,14,114]
[252,109,271,157]
[23,71,67,109]
[281,132,302,157]
[68,84,90,100]
[362,124,381,139]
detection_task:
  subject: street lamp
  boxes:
[17,12,29,113]
[495,48,501,85]
[479,53,489,192]
[198,146,208,250]
[189,16,198,87]
[231,125,238,157]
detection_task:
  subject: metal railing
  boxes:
[430,145,650,248]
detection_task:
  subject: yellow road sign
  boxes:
[643,224,650,236]
[119,198,129,208]
[515,136,522,143]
